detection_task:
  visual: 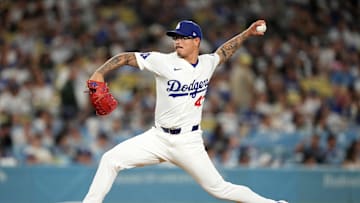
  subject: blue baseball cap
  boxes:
[166,20,202,40]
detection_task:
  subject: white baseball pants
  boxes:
[83,127,277,203]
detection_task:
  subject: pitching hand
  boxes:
[246,20,267,36]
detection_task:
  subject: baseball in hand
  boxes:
[256,24,267,33]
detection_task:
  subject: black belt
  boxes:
[161,124,199,135]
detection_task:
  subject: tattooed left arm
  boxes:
[89,52,138,82]
[215,20,266,64]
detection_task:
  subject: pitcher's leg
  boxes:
[83,129,166,203]
[83,149,120,203]
[173,133,276,203]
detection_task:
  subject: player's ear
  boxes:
[194,37,201,47]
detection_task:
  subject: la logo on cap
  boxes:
[166,20,202,40]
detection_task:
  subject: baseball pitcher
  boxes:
[84,19,288,203]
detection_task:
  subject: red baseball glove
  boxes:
[87,80,118,116]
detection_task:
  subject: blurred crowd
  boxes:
[0,0,360,169]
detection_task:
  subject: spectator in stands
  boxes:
[0,80,32,115]
[206,123,229,164]
[324,134,344,166]
[0,122,13,158]
[230,53,255,111]
[53,132,72,166]
[90,132,113,163]
[238,146,251,167]
[23,134,53,165]
[74,148,93,165]
[58,57,82,120]
[343,139,360,169]
[295,134,325,166]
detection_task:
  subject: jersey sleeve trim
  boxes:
[134,52,146,70]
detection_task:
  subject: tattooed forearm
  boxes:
[216,31,250,64]
[96,52,138,75]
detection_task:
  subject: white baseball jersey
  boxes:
[83,51,281,203]
[134,52,220,129]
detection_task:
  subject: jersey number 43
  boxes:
[194,96,205,107]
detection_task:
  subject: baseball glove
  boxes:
[86,80,118,116]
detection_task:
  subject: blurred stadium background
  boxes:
[0,0,359,203]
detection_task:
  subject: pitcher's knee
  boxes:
[99,151,118,168]
[100,150,130,171]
